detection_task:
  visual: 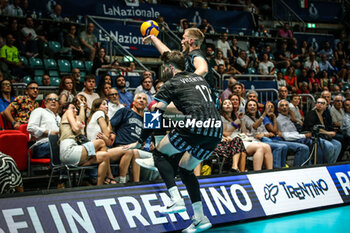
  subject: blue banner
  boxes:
[29,0,254,30]
[327,164,350,204]
[273,0,343,23]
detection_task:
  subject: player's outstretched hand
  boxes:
[123,141,142,150]
[142,35,154,44]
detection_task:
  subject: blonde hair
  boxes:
[185,28,204,47]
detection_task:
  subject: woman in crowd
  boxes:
[91,48,119,75]
[214,50,226,71]
[59,76,76,105]
[298,68,309,88]
[213,99,247,173]
[64,25,86,60]
[59,99,111,186]
[0,79,15,113]
[96,74,112,98]
[320,70,333,90]
[334,42,346,65]
[229,94,273,170]
[283,66,298,93]
[307,69,321,92]
[242,99,287,168]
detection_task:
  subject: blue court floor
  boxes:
[207,205,350,233]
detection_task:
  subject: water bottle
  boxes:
[251,84,255,90]
[144,136,152,152]
[32,11,37,19]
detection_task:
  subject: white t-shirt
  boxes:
[108,102,124,119]
[304,60,319,72]
[86,110,105,141]
[237,57,246,68]
[258,61,274,74]
[216,40,231,58]
[21,27,38,41]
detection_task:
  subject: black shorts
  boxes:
[168,129,221,161]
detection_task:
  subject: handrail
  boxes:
[279,0,306,31]
[222,74,276,82]
[87,15,148,71]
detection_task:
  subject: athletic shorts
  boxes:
[168,129,221,161]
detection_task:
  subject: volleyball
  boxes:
[140,20,159,37]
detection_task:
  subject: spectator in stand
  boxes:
[178,18,190,33]
[80,23,98,61]
[334,42,346,66]
[72,68,83,92]
[246,45,259,69]
[59,76,76,105]
[275,42,291,69]
[341,99,350,138]
[216,33,233,60]
[198,18,215,34]
[298,68,309,88]
[20,0,30,17]
[256,24,271,37]
[276,71,286,89]
[245,0,259,30]
[235,50,249,74]
[214,51,226,71]
[21,17,51,58]
[134,71,155,105]
[116,75,134,108]
[78,75,99,110]
[220,76,237,101]
[289,94,304,125]
[230,38,241,58]
[205,46,217,69]
[217,64,226,76]
[232,82,246,110]
[289,37,302,64]
[0,79,15,113]
[277,23,293,39]
[308,69,321,92]
[246,90,264,110]
[320,70,333,90]
[49,4,63,21]
[3,0,22,16]
[274,86,288,107]
[41,74,50,86]
[304,52,320,74]
[0,34,31,81]
[97,82,112,99]
[303,97,341,164]
[258,53,275,76]
[59,101,110,186]
[92,48,120,75]
[260,44,275,61]
[283,66,298,93]
[330,95,344,131]
[319,54,334,73]
[64,25,86,60]
[297,81,310,96]
[109,93,149,183]
[319,41,334,60]
[27,93,60,158]
[107,88,124,119]
[4,81,39,129]
[8,19,24,53]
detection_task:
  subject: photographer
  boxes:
[302,98,341,164]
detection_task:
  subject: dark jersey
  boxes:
[186,49,216,90]
[155,71,222,138]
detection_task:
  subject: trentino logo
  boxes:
[143,110,162,129]
[264,183,279,204]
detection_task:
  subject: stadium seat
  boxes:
[85,61,93,74]
[34,76,43,85]
[80,71,86,79]
[29,57,44,69]
[57,59,71,75]
[23,76,32,84]
[0,130,28,171]
[71,60,85,71]
[20,56,28,66]
[48,70,60,77]
[248,67,256,74]
[50,77,61,86]
[281,68,287,75]
[34,69,45,76]
[295,69,301,78]
[48,41,62,53]
[44,59,58,70]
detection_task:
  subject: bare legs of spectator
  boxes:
[79,139,110,186]
[246,142,273,170]
[232,152,247,172]
[108,146,140,182]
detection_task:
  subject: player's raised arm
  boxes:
[143,35,171,55]
[193,56,208,76]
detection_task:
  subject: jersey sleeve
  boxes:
[154,80,173,105]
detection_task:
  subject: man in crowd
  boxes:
[80,23,97,61]
[116,75,134,108]
[220,76,237,101]
[4,81,39,129]
[72,68,83,92]
[304,52,320,74]
[27,93,60,158]
[135,71,155,105]
[216,32,232,60]
[107,88,124,119]
[78,75,99,110]
[42,74,50,86]
[303,98,341,164]
[235,50,249,74]
[274,86,289,107]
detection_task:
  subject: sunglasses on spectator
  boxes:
[28,87,39,90]
[109,93,118,96]
[316,101,326,105]
[47,98,59,102]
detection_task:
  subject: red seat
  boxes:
[0,130,28,170]
[0,113,13,130]
[18,124,30,141]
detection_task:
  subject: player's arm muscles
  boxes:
[193,56,208,76]
[143,35,171,55]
